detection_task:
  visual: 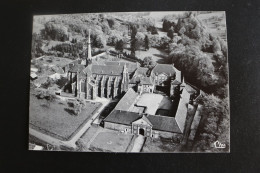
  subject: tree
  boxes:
[193,95,229,152]
[144,35,150,51]
[167,26,174,39]
[162,20,175,32]
[130,25,138,56]
[115,40,124,58]
[142,56,156,69]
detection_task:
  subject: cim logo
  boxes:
[213,140,226,149]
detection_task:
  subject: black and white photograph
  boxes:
[28,11,230,153]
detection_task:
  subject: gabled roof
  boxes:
[172,79,181,85]
[185,83,197,94]
[173,66,182,83]
[103,61,138,74]
[151,64,176,76]
[104,110,182,133]
[130,76,153,85]
[140,76,153,85]
[147,115,182,133]
[134,67,149,77]
[104,110,141,125]
[175,88,190,132]
[91,65,123,75]
[114,88,139,111]
[133,115,153,126]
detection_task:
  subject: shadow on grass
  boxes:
[64,108,77,116]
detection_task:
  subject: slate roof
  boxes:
[135,115,153,126]
[175,88,190,132]
[130,76,153,85]
[134,67,149,77]
[104,110,141,125]
[151,64,176,76]
[114,88,139,111]
[140,76,153,85]
[103,61,138,74]
[147,115,182,133]
[91,65,123,75]
[184,83,198,94]
[104,110,182,133]
[173,66,182,83]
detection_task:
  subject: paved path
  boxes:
[130,135,145,152]
[29,97,110,149]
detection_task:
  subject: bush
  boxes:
[41,22,69,41]
[36,90,56,102]
[147,25,158,35]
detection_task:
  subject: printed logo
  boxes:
[213,140,226,149]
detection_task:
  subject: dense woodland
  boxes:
[31,11,229,152]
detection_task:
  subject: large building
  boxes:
[63,30,181,100]
[62,32,203,140]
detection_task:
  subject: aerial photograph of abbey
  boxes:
[29,11,230,153]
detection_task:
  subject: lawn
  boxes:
[29,93,102,140]
[123,47,168,63]
[34,56,73,67]
[141,137,181,153]
[89,130,133,152]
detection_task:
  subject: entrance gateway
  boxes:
[139,128,145,136]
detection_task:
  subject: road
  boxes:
[130,135,146,152]
[29,97,110,149]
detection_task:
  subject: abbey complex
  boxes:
[29,12,229,152]
[60,31,204,141]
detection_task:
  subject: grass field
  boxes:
[34,56,73,67]
[29,94,101,140]
[141,137,181,153]
[89,130,133,152]
[123,47,168,63]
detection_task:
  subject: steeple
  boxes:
[122,63,129,92]
[87,29,92,60]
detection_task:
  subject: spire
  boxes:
[123,63,128,74]
[87,29,92,60]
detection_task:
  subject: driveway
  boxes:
[131,135,145,152]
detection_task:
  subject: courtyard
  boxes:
[129,93,174,116]
[29,93,102,140]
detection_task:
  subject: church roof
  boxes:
[91,65,124,75]
[151,64,176,76]
[103,61,138,74]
